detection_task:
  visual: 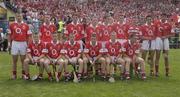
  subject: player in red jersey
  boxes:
[85,21,97,42]
[64,32,84,82]
[155,14,174,77]
[65,19,85,49]
[122,34,146,80]
[113,16,129,45]
[7,13,32,79]
[44,32,65,82]
[105,31,125,81]
[84,32,107,79]
[39,15,56,44]
[95,20,110,48]
[141,16,156,76]
[23,33,46,80]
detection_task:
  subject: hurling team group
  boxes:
[7,12,178,82]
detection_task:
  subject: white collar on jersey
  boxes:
[33,40,41,44]
[90,41,97,46]
[51,40,59,44]
[15,20,24,24]
[68,41,76,45]
[109,39,118,43]
[43,22,53,26]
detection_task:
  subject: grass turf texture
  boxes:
[0,49,180,97]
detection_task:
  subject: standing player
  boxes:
[23,33,46,80]
[113,16,129,45]
[64,33,84,82]
[155,14,174,77]
[8,13,32,79]
[122,34,146,80]
[141,16,156,76]
[105,31,125,81]
[39,15,56,44]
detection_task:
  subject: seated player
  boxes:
[84,33,107,79]
[44,32,66,82]
[23,33,46,80]
[122,34,146,80]
[105,31,125,81]
[64,32,84,82]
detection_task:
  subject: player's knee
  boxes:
[99,57,105,64]
[78,58,83,65]
[24,58,30,64]
[83,57,88,63]
[106,57,111,64]
[138,57,144,62]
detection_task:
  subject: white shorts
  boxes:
[141,40,156,50]
[155,37,163,50]
[155,37,169,50]
[69,57,78,65]
[150,40,156,50]
[111,56,117,64]
[141,40,149,50]
[11,41,27,55]
[117,39,127,45]
[32,56,39,61]
[162,38,169,50]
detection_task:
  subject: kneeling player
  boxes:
[23,33,46,80]
[105,32,125,81]
[122,34,146,80]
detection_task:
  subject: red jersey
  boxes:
[85,25,96,42]
[105,41,121,56]
[113,22,129,39]
[66,23,84,41]
[75,23,84,41]
[128,26,142,38]
[84,41,102,57]
[64,41,81,58]
[27,41,46,57]
[39,23,56,42]
[96,24,110,41]
[66,23,75,34]
[46,42,63,59]
[9,22,31,41]
[161,22,172,37]
[141,24,156,40]
[122,41,140,58]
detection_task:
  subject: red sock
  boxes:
[135,64,138,71]
[166,68,169,74]
[155,65,159,73]
[48,72,52,78]
[57,72,61,78]
[26,73,30,78]
[22,70,25,75]
[39,73,43,77]
[12,71,17,75]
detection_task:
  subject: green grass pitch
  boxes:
[0,49,180,97]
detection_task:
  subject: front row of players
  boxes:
[23,32,146,82]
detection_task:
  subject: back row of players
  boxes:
[8,13,177,82]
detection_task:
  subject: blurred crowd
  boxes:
[1,0,180,51]
[5,0,180,24]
